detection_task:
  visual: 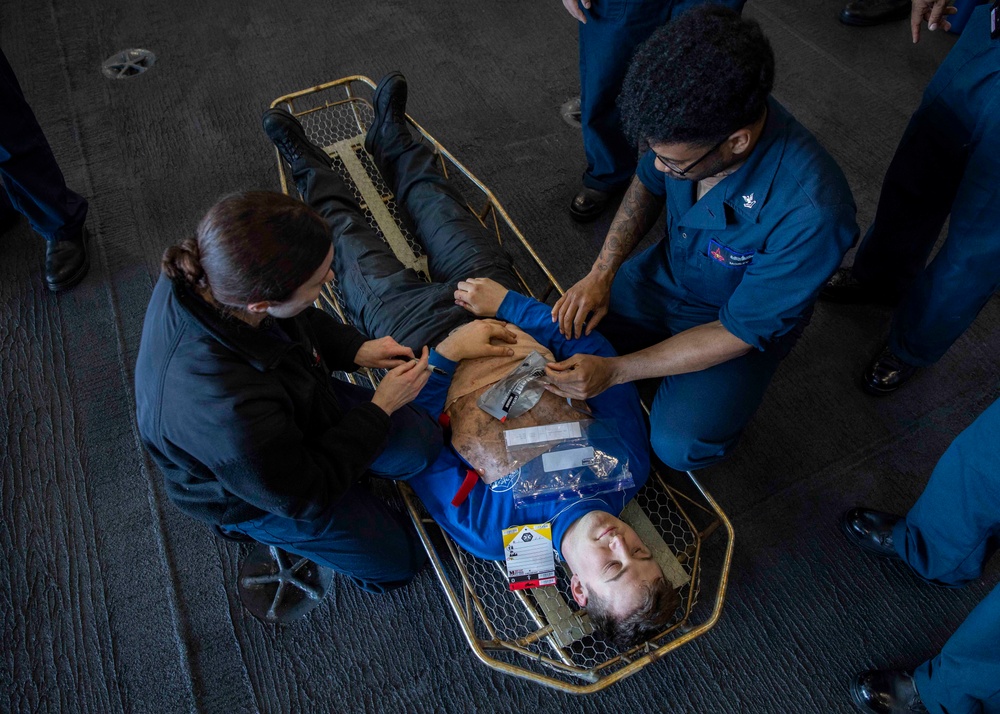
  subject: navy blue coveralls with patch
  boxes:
[599,97,858,471]
[851,3,1000,367]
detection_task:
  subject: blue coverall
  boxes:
[408,290,651,560]
[892,395,1000,714]
[598,97,858,471]
[577,0,745,193]
[851,4,1000,366]
[0,47,88,242]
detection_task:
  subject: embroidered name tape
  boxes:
[708,239,754,268]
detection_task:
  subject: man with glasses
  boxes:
[548,7,858,472]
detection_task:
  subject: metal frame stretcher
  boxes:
[269,76,734,694]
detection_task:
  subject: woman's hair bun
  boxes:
[161,237,206,288]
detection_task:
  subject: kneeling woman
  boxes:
[135,191,443,593]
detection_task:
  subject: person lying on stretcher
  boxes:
[263,72,680,647]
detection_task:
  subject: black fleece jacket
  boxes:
[135,275,390,526]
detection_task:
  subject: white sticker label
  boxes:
[503,523,557,590]
[504,421,582,448]
[541,446,595,472]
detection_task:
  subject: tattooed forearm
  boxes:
[594,177,664,274]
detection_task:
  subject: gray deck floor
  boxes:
[2,0,998,712]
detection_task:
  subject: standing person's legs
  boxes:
[850,100,966,302]
[886,105,1000,366]
[912,583,1000,714]
[893,397,1000,586]
[577,0,670,195]
[576,0,744,195]
[0,47,89,291]
[852,7,997,305]
[226,484,427,595]
[0,48,88,243]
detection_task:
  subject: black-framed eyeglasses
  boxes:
[652,138,726,177]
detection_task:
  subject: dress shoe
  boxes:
[862,345,919,395]
[45,228,90,292]
[820,268,896,305]
[262,108,332,171]
[569,186,611,223]
[839,0,911,26]
[840,508,902,559]
[364,71,410,156]
[850,670,928,713]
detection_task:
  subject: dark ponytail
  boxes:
[161,191,331,307]
[162,237,207,289]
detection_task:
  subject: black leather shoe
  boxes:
[850,670,928,713]
[862,345,919,395]
[364,71,410,156]
[569,186,611,223]
[45,228,90,292]
[840,508,902,559]
[262,108,332,170]
[839,0,911,26]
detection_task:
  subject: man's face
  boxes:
[648,139,732,182]
[562,511,665,618]
[263,245,335,319]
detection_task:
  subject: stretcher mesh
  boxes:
[270,77,732,693]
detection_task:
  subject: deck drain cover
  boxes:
[102,49,156,79]
[560,96,581,129]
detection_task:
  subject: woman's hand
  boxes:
[436,321,518,362]
[355,336,414,369]
[454,278,509,318]
[370,346,432,415]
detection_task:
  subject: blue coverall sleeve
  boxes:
[410,350,457,419]
[719,202,857,350]
[495,291,618,361]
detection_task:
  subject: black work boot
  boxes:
[262,108,333,174]
[364,72,414,166]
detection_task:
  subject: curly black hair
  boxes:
[618,5,774,148]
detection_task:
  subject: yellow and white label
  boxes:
[502,523,557,591]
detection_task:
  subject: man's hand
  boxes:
[561,0,591,23]
[911,0,957,43]
[355,336,414,369]
[370,347,432,416]
[454,277,509,318]
[436,321,518,362]
[551,271,613,339]
[543,354,619,400]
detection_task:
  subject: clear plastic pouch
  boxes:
[503,420,634,508]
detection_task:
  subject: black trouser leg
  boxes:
[370,122,521,292]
